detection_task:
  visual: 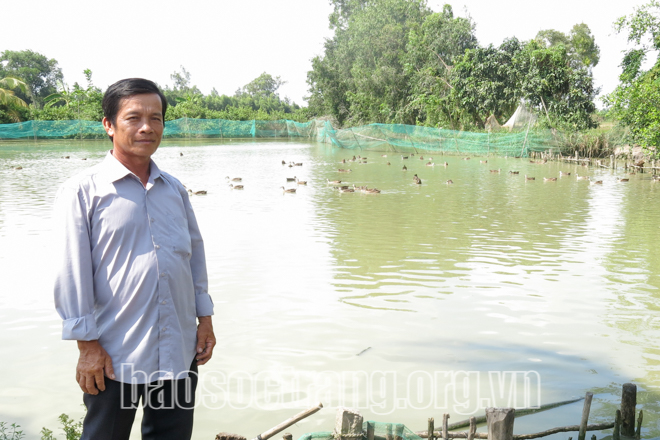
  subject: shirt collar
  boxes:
[99,150,162,186]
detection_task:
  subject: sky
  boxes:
[0,0,652,107]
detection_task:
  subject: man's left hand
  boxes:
[196,316,216,365]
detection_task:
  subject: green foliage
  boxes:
[0,422,24,440]
[39,428,55,440]
[404,4,478,127]
[535,23,600,68]
[238,72,285,99]
[161,69,303,121]
[36,69,103,121]
[569,23,600,68]
[450,38,522,130]
[516,41,597,130]
[56,414,82,440]
[0,49,63,107]
[307,0,432,126]
[308,2,597,131]
[606,0,660,156]
[0,77,29,123]
[447,37,597,131]
[0,413,82,440]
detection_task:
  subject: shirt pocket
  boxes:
[167,213,193,260]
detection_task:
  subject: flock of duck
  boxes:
[182,151,660,196]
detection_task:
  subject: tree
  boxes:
[450,38,523,129]
[605,0,660,155]
[0,50,62,107]
[0,77,29,123]
[405,4,478,127]
[307,0,431,126]
[0,77,28,108]
[516,41,597,130]
[239,72,285,99]
[162,66,202,107]
[569,23,600,69]
[38,69,103,121]
[535,23,600,69]
[449,38,597,131]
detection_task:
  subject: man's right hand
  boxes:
[76,340,115,395]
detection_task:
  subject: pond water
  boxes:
[0,139,658,439]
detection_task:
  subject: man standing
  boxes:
[54,78,215,440]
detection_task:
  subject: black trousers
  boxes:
[81,360,198,440]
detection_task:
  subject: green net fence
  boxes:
[297,421,423,440]
[0,118,557,157]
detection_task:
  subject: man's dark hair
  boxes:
[102,78,168,137]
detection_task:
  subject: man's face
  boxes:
[103,93,164,161]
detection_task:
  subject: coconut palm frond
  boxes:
[0,88,28,108]
[0,77,28,94]
[0,77,29,108]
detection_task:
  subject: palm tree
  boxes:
[0,77,28,108]
[0,77,28,122]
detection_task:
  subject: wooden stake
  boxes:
[366,422,375,440]
[428,418,435,440]
[386,423,393,440]
[394,424,404,440]
[467,417,476,440]
[442,414,449,440]
[335,408,363,440]
[613,409,621,440]
[621,383,637,437]
[577,392,593,440]
[282,434,292,440]
[636,409,643,440]
[486,408,515,440]
[251,402,323,440]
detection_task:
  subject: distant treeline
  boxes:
[0,54,308,125]
[2,1,660,157]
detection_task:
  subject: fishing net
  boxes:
[0,118,334,141]
[0,118,556,157]
[323,123,555,157]
[297,421,423,440]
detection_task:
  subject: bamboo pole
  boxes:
[251,402,323,440]
[414,422,617,440]
[416,397,583,434]
[512,423,616,440]
[577,392,593,440]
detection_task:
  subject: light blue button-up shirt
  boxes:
[54,151,214,383]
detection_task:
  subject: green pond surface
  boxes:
[0,139,658,439]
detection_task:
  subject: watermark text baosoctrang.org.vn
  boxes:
[120,367,541,415]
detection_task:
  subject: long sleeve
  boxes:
[180,185,214,317]
[53,184,99,341]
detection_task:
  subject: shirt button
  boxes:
[155,245,160,249]
[162,327,167,332]
[161,300,167,305]
[150,218,155,223]
[160,272,166,277]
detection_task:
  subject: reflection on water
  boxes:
[0,139,658,439]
